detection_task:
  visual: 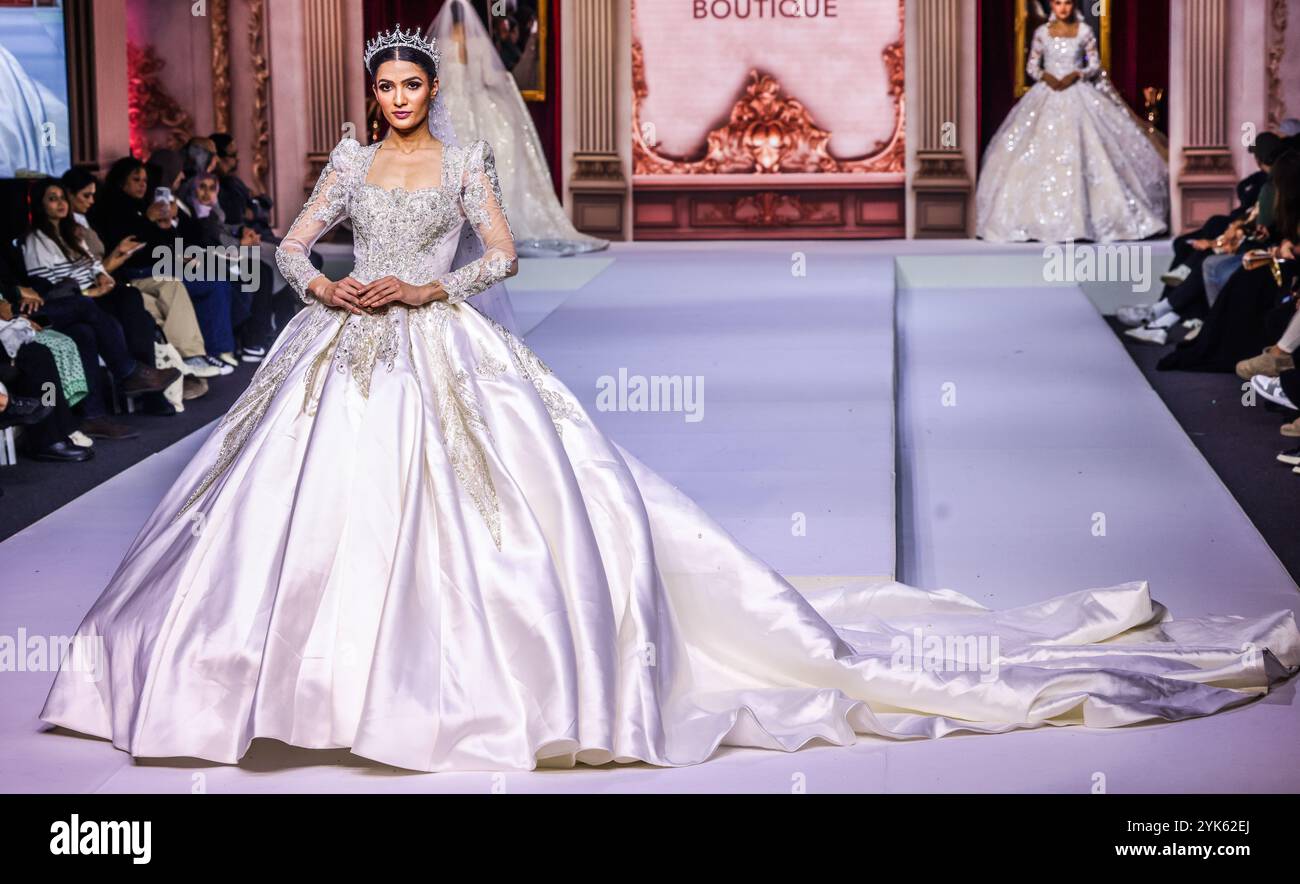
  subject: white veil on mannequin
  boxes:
[421,46,520,335]
[428,0,609,258]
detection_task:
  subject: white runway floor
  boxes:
[4,241,1298,793]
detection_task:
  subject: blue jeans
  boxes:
[184,279,236,354]
[1203,253,1243,309]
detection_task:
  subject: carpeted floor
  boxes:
[1107,317,1300,584]
[0,363,257,541]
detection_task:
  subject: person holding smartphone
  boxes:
[61,168,215,389]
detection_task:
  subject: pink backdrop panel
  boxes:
[637,0,901,159]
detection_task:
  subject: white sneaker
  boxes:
[1161,264,1192,286]
[184,356,222,378]
[219,352,239,368]
[1124,325,1168,345]
[1148,310,1181,330]
[69,431,94,448]
[198,354,235,376]
[1116,305,1154,327]
[1252,374,1298,410]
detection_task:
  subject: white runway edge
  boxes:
[4,241,1298,793]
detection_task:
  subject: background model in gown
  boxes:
[975,15,1169,244]
[428,0,610,258]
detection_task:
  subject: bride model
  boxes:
[428,0,608,257]
[976,0,1169,243]
[38,28,1300,774]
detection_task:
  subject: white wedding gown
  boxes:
[429,0,609,258]
[976,21,1169,243]
[38,136,1300,773]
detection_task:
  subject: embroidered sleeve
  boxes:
[275,137,357,304]
[437,140,518,305]
[1027,26,1046,82]
[1080,24,1101,79]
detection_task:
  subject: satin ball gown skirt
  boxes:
[38,301,1300,772]
[976,80,1169,244]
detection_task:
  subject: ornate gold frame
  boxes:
[489,0,547,102]
[1014,0,1111,97]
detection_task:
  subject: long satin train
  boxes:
[38,302,1300,772]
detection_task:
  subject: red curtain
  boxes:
[362,0,563,196]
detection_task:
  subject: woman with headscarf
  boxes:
[89,152,238,376]
[177,168,277,363]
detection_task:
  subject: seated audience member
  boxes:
[1235,236,1299,385]
[25,179,162,369]
[0,244,141,441]
[92,155,234,376]
[1123,133,1294,343]
[211,133,314,331]
[18,183,180,433]
[177,169,276,362]
[61,166,215,397]
[183,136,221,182]
[0,299,91,463]
[210,132,277,244]
[1158,148,1300,373]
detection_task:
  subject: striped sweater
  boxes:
[22,229,105,291]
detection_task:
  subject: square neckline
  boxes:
[358,139,451,196]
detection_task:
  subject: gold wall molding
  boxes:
[1267,0,1288,130]
[127,41,195,156]
[211,0,232,134]
[247,0,271,193]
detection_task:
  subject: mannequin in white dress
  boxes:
[428,1,609,257]
[37,28,1300,773]
[976,0,1169,243]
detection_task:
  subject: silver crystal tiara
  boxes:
[364,24,440,73]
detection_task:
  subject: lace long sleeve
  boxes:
[1026,26,1045,82]
[275,137,358,304]
[1080,24,1101,79]
[437,140,518,305]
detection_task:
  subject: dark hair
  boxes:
[29,179,90,261]
[210,132,235,158]
[367,45,438,83]
[60,167,99,200]
[1270,148,1300,242]
[105,156,147,196]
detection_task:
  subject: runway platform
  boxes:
[3,240,1298,793]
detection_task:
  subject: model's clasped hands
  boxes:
[1042,71,1080,91]
[310,275,448,314]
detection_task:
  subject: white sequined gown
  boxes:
[38,137,1300,773]
[976,22,1169,243]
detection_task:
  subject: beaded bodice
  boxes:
[1027,22,1101,83]
[275,136,517,307]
